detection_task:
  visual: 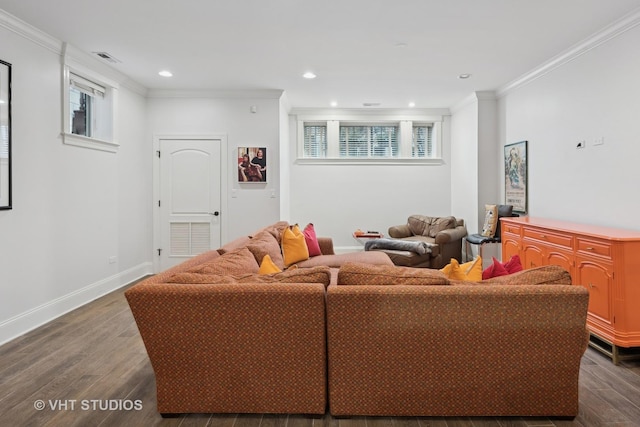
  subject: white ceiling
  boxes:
[1,0,639,108]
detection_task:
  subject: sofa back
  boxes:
[326,283,589,416]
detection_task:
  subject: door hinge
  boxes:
[157,248,162,256]
[157,150,161,158]
[158,200,161,207]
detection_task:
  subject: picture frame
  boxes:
[237,147,267,183]
[504,140,527,213]
[0,59,11,210]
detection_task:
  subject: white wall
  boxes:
[146,94,282,243]
[497,22,640,230]
[0,22,150,344]
[287,114,453,250]
[450,97,479,233]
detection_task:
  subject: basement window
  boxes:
[296,114,442,163]
[62,65,119,152]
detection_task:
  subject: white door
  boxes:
[158,139,222,270]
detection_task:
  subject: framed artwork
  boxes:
[0,59,11,210]
[237,147,267,183]
[504,140,527,213]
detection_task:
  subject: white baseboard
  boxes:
[0,262,153,346]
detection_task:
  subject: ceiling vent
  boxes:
[92,52,121,63]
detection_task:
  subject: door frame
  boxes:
[152,134,228,273]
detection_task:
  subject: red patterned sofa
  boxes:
[125,221,392,416]
[126,221,589,418]
[326,264,590,417]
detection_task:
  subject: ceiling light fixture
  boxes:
[303,71,317,79]
[330,101,338,107]
[458,73,471,79]
[408,102,416,108]
[159,70,173,77]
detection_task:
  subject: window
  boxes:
[298,113,443,163]
[412,125,433,158]
[62,62,118,152]
[339,125,398,157]
[303,124,327,157]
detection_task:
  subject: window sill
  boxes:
[62,133,119,153]
[295,157,444,166]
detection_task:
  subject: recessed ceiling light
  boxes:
[330,101,338,107]
[159,70,173,77]
[395,42,409,48]
[408,102,416,108]
[303,71,317,79]
[458,73,471,79]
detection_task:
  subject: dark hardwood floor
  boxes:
[1,280,640,427]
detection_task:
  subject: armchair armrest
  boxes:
[317,237,335,255]
[434,225,468,244]
[388,224,412,238]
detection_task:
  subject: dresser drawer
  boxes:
[577,238,612,259]
[502,223,521,236]
[523,228,573,249]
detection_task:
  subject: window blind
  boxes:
[303,125,327,157]
[70,72,106,98]
[412,125,433,158]
[340,125,398,158]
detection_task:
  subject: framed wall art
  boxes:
[0,59,11,210]
[504,140,527,213]
[237,147,267,183]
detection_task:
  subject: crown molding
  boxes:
[0,9,61,54]
[497,6,640,97]
[450,91,496,114]
[0,10,148,97]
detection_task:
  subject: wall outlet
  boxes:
[576,141,586,149]
[109,256,117,264]
[594,137,604,146]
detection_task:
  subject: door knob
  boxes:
[209,211,220,216]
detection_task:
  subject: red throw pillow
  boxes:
[504,254,523,274]
[482,257,510,280]
[303,223,322,257]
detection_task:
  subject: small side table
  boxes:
[353,232,383,246]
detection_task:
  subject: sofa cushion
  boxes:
[482,256,510,280]
[338,262,449,286]
[440,257,483,282]
[247,229,285,269]
[481,204,498,237]
[503,254,524,274]
[282,225,310,267]
[295,251,394,268]
[482,265,572,286]
[407,215,456,238]
[303,223,322,257]
[187,247,259,275]
[259,254,282,274]
[166,265,332,287]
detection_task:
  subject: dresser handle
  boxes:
[589,283,597,289]
[586,247,595,251]
[540,234,546,238]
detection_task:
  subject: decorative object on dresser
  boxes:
[501,216,640,364]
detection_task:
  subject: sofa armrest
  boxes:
[434,225,468,244]
[125,282,327,414]
[317,237,335,255]
[388,224,412,238]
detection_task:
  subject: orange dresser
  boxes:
[501,216,640,363]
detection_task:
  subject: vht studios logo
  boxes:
[34,399,143,411]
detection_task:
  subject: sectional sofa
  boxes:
[125,221,590,418]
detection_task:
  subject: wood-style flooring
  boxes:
[1,280,640,427]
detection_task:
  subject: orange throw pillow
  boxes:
[281,225,310,267]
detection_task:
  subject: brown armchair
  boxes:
[376,215,467,268]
